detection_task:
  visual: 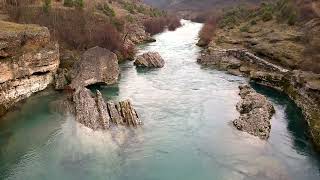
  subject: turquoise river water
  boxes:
[0,20,320,180]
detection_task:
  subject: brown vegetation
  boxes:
[198,17,219,46]
[6,4,134,60]
[144,15,181,35]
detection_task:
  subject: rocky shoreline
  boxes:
[0,21,59,117]
[198,47,320,149]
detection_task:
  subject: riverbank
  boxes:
[198,47,320,150]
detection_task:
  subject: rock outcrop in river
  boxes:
[233,85,275,139]
[68,47,120,90]
[134,52,165,68]
[72,87,141,130]
[0,21,59,117]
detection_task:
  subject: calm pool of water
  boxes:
[0,20,319,180]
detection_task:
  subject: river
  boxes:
[0,20,319,180]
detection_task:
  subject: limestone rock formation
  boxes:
[54,68,69,90]
[134,52,165,68]
[107,101,124,125]
[197,49,241,70]
[71,87,141,130]
[73,88,103,130]
[125,23,155,44]
[233,85,275,139]
[69,47,120,89]
[0,21,59,117]
[197,48,287,75]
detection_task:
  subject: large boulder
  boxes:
[134,52,165,68]
[0,21,59,117]
[233,85,275,139]
[69,47,120,89]
[70,87,141,130]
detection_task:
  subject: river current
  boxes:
[0,20,319,180]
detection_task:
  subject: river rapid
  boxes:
[0,20,319,180]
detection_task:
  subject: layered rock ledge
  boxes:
[56,87,142,130]
[0,21,59,116]
[233,85,275,139]
[134,52,165,68]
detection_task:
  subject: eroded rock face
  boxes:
[233,85,275,139]
[71,87,141,130]
[0,21,59,117]
[69,47,120,89]
[134,52,165,68]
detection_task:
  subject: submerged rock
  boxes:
[233,85,275,139]
[69,47,120,89]
[70,87,141,130]
[134,52,165,68]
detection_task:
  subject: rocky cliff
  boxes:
[0,21,59,116]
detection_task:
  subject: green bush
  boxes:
[287,13,298,25]
[240,25,249,32]
[275,0,299,25]
[123,2,135,14]
[137,5,147,14]
[111,18,125,31]
[63,0,73,7]
[43,0,51,13]
[63,0,84,8]
[262,11,273,22]
[250,20,257,25]
[98,3,115,17]
[126,15,134,23]
[74,0,84,8]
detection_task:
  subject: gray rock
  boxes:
[233,85,275,139]
[73,88,101,130]
[107,101,124,125]
[118,100,142,127]
[96,90,110,129]
[197,49,241,70]
[54,68,69,90]
[69,47,120,89]
[134,52,165,68]
[70,87,141,130]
